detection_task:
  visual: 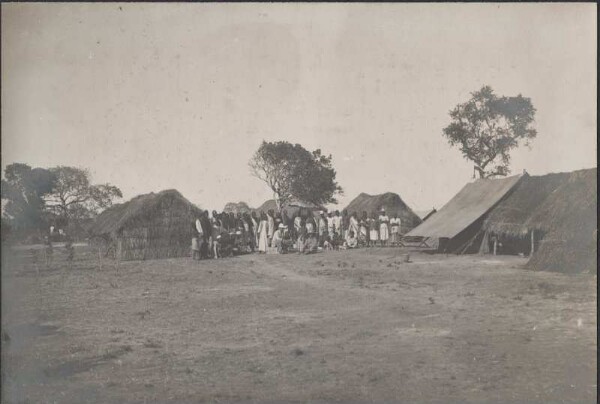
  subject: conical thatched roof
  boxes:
[90,189,203,236]
[254,199,322,219]
[344,192,422,233]
[223,201,253,214]
[526,168,597,274]
[482,172,571,237]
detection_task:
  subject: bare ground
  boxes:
[1,246,596,403]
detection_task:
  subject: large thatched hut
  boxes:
[344,192,421,234]
[90,189,203,261]
[479,172,571,255]
[525,168,597,274]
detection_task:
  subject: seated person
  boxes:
[272,224,284,253]
[344,230,358,249]
[322,235,334,251]
[217,231,233,258]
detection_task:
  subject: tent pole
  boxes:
[530,230,535,256]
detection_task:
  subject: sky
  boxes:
[1,3,596,213]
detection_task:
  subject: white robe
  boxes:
[257,219,268,252]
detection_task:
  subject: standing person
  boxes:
[327,212,335,239]
[200,211,212,258]
[349,211,360,238]
[257,212,269,253]
[305,213,316,235]
[211,217,223,259]
[267,210,275,247]
[390,213,402,246]
[341,209,349,239]
[333,210,342,238]
[369,212,379,247]
[378,209,390,247]
[243,213,254,252]
[251,211,259,248]
[191,221,201,260]
[318,211,328,245]
[359,211,369,247]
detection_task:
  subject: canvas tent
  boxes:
[90,189,203,261]
[415,208,437,222]
[343,192,422,234]
[525,168,597,274]
[406,174,524,253]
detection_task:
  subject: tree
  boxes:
[249,141,342,211]
[443,86,537,178]
[44,166,122,222]
[1,163,56,231]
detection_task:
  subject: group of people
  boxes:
[190,208,403,260]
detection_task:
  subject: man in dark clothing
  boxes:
[200,210,212,259]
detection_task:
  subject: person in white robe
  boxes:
[378,209,390,246]
[257,212,269,253]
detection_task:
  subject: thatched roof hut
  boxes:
[525,168,597,274]
[90,189,203,261]
[255,198,323,218]
[344,192,422,234]
[482,172,571,238]
[223,201,253,214]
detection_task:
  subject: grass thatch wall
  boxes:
[525,168,597,274]
[482,172,571,238]
[344,192,422,233]
[90,189,203,261]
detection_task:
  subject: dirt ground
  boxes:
[1,245,596,403]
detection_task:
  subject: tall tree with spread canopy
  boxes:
[1,163,56,230]
[443,86,537,178]
[44,166,122,223]
[249,141,342,211]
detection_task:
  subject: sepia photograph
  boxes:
[1,3,597,403]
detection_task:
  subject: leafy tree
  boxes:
[1,163,56,230]
[44,166,122,222]
[443,86,537,178]
[249,141,342,211]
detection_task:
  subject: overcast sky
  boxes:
[2,3,596,212]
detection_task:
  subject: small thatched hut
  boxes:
[525,168,597,274]
[223,201,253,214]
[479,172,571,255]
[90,189,203,261]
[255,198,323,219]
[344,192,422,234]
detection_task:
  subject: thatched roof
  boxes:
[90,189,202,236]
[255,198,323,215]
[526,168,597,274]
[223,201,253,214]
[482,172,571,237]
[344,192,422,232]
[407,174,523,239]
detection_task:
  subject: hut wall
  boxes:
[116,198,197,261]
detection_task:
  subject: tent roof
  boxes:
[406,174,524,239]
